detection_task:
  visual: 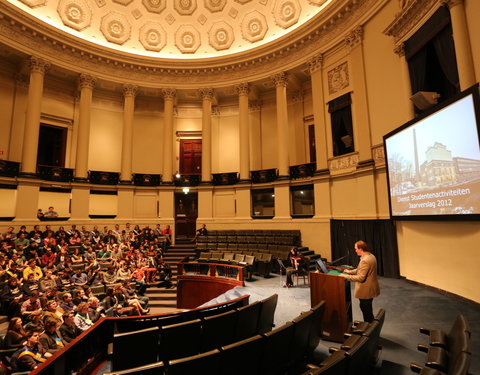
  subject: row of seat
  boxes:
[195,252,273,277]
[206,229,301,237]
[106,301,326,375]
[111,294,279,371]
[198,235,299,246]
[304,309,385,375]
[410,315,472,375]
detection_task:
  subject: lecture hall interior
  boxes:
[0,0,479,373]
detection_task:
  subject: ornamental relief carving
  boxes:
[241,10,268,43]
[142,0,166,14]
[174,0,197,16]
[57,0,92,31]
[204,0,226,13]
[328,153,359,174]
[208,21,234,50]
[18,0,46,8]
[100,12,131,45]
[328,62,349,95]
[372,144,385,166]
[139,22,166,52]
[175,24,201,53]
[273,0,301,29]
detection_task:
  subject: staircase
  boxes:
[146,239,196,313]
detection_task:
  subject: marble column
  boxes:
[120,84,138,183]
[271,72,290,178]
[307,54,329,170]
[394,43,415,120]
[447,0,476,89]
[199,88,213,183]
[20,56,50,176]
[162,88,176,183]
[236,82,250,181]
[75,74,96,180]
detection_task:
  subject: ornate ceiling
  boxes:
[7,0,332,59]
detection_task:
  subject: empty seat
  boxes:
[420,315,470,349]
[220,252,235,263]
[209,252,223,262]
[201,310,238,352]
[257,294,278,335]
[112,326,160,371]
[303,350,347,375]
[308,301,326,357]
[198,252,211,262]
[233,253,245,264]
[168,349,221,375]
[234,301,262,341]
[259,321,295,375]
[159,319,202,363]
[291,310,315,367]
[219,335,265,375]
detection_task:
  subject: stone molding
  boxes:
[162,88,177,100]
[122,84,138,97]
[372,144,385,167]
[29,56,50,74]
[78,73,96,89]
[328,153,359,175]
[235,82,250,96]
[345,25,363,50]
[199,87,214,100]
[307,54,323,74]
[271,72,288,88]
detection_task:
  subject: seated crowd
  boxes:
[0,223,174,372]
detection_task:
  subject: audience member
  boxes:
[59,312,82,343]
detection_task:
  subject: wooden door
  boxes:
[180,139,202,174]
[175,192,198,239]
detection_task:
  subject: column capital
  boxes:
[307,54,323,74]
[235,82,250,96]
[271,72,288,88]
[393,42,405,57]
[78,74,97,90]
[249,100,262,112]
[345,25,364,50]
[162,88,176,100]
[15,73,29,88]
[123,84,138,98]
[29,56,50,74]
[199,88,214,100]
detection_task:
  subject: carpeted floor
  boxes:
[205,274,479,374]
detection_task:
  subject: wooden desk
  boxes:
[310,271,352,342]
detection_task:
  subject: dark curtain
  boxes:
[330,219,400,278]
[432,25,459,90]
[407,48,428,95]
[329,93,354,156]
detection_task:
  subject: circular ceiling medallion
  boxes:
[175,24,201,53]
[241,10,268,43]
[139,22,167,52]
[208,21,234,51]
[100,12,131,45]
[142,0,166,14]
[57,0,92,31]
[204,0,226,13]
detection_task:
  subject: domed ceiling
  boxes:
[7,0,332,59]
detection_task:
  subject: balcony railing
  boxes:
[0,159,20,177]
[250,168,278,184]
[37,165,74,182]
[174,174,200,186]
[89,171,120,185]
[212,172,239,186]
[289,162,316,179]
[133,173,162,186]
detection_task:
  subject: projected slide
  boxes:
[385,92,480,217]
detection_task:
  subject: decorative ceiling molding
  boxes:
[0,0,389,87]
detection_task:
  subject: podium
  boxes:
[310,271,352,342]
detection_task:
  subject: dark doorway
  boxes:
[180,139,202,174]
[37,124,67,167]
[174,192,198,239]
[308,124,316,163]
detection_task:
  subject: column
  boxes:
[307,54,329,170]
[120,84,137,183]
[236,82,250,181]
[75,74,96,180]
[394,43,415,121]
[162,88,176,183]
[345,26,372,161]
[20,56,50,176]
[271,72,289,178]
[249,101,262,171]
[199,88,213,183]
[447,0,476,89]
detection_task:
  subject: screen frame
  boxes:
[383,83,480,221]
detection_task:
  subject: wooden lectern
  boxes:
[310,271,352,342]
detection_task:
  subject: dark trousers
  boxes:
[359,298,374,323]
